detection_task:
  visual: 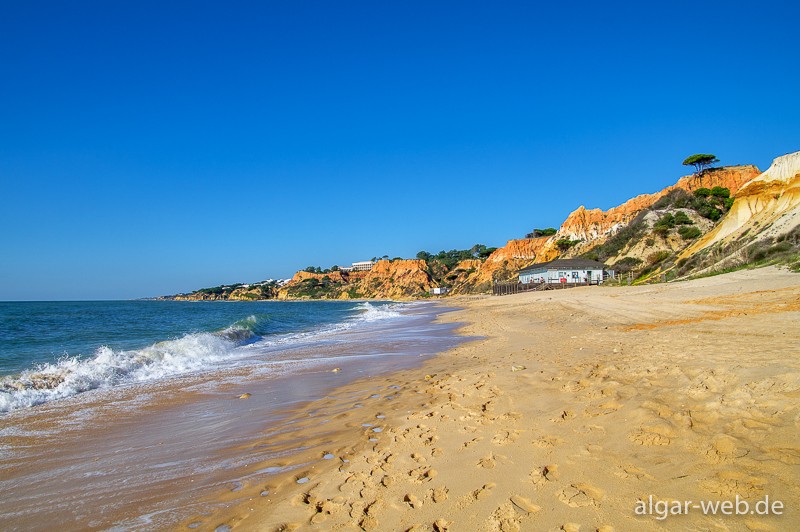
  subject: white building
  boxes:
[519,258,606,285]
[350,260,376,272]
[430,287,449,295]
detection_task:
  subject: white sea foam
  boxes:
[353,302,402,322]
[0,303,407,413]
[0,329,248,412]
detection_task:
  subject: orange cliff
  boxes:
[277,164,767,298]
[451,237,559,293]
[558,165,760,241]
[357,259,433,299]
[455,165,761,292]
[279,260,434,300]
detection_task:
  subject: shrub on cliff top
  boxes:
[525,227,557,238]
[683,154,720,174]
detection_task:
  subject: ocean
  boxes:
[0,299,465,529]
[0,299,424,412]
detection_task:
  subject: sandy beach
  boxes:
[189,266,800,531]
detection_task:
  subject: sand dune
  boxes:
[193,266,800,531]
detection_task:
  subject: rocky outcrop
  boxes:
[559,166,759,242]
[171,284,278,301]
[279,259,434,300]
[291,270,348,283]
[451,237,559,293]
[681,152,800,257]
[450,165,761,293]
[356,260,434,299]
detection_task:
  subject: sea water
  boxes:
[0,299,410,412]
[0,299,465,529]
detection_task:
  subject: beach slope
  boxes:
[204,266,800,531]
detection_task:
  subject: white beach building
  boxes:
[518,258,606,285]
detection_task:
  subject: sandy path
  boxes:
[193,266,800,531]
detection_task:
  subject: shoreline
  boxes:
[192,266,800,531]
[0,302,466,530]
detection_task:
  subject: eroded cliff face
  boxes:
[451,237,559,293]
[681,152,800,257]
[559,166,759,242]
[357,260,434,299]
[292,270,348,283]
[173,285,277,301]
[450,165,761,293]
[279,260,434,300]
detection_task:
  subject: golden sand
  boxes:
[189,266,800,531]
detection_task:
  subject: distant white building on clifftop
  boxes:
[350,260,376,272]
[340,260,376,272]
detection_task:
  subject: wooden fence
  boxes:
[492,281,592,296]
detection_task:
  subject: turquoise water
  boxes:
[0,300,403,411]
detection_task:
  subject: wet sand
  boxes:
[195,266,800,531]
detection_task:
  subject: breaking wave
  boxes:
[0,328,254,412]
[353,302,402,322]
[0,303,406,413]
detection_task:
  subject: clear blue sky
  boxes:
[2,1,798,300]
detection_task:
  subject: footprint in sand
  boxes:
[614,465,654,481]
[430,486,449,503]
[404,493,423,508]
[509,495,540,514]
[705,434,748,463]
[584,400,623,417]
[701,470,766,498]
[472,482,497,500]
[478,453,497,469]
[498,411,523,422]
[433,518,451,532]
[530,464,559,486]
[532,435,564,448]
[492,430,521,445]
[357,500,381,531]
[556,483,604,507]
[487,502,522,532]
[629,422,674,446]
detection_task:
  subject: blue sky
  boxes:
[1,1,798,300]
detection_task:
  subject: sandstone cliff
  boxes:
[171,283,278,301]
[450,237,558,293]
[291,270,348,284]
[357,260,434,299]
[279,260,435,300]
[680,151,800,260]
[160,156,793,301]
[452,165,760,293]
[558,166,759,242]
